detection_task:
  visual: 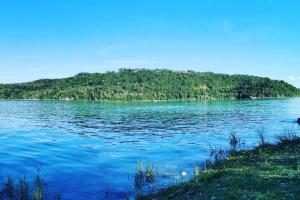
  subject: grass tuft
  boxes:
[0,171,59,200]
[228,132,240,151]
[19,175,30,200]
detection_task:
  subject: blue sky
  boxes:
[0,0,300,87]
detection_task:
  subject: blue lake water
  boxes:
[0,99,300,199]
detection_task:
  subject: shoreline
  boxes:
[141,136,300,200]
[0,96,299,103]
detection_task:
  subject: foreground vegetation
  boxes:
[0,169,60,200]
[141,133,300,200]
[0,69,299,101]
[1,132,299,200]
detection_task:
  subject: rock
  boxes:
[180,171,188,177]
[298,118,300,124]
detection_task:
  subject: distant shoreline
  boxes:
[1,69,299,101]
[0,96,298,103]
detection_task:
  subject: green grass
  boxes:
[141,137,300,200]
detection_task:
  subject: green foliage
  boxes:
[0,69,299,101]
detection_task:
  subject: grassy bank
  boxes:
[141,135,300,200]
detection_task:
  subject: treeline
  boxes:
[0,69,299,101]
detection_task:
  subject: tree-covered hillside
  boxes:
[0,69,299,101]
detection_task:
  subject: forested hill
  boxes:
[0,69,299,101]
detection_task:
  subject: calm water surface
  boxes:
[0,99,300,199]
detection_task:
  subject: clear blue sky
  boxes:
[0,0,300,87]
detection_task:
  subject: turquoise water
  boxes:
[0,99,300,199]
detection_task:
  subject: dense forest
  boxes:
[0,69,299,101]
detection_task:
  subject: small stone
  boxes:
[180,171,188,177]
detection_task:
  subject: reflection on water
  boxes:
[0,99,300,199]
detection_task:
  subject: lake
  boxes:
[0,98,300,199]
